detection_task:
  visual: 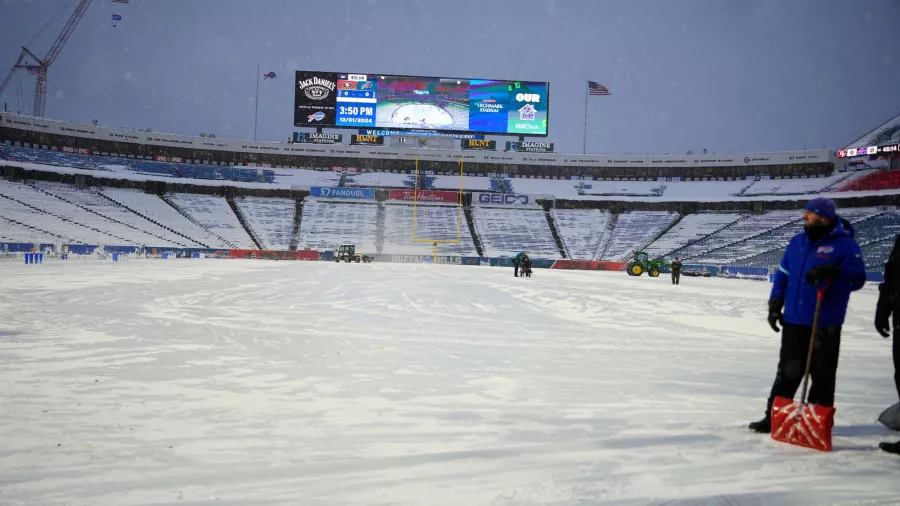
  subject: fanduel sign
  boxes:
[474,192,533,206]
[310,186,375,200]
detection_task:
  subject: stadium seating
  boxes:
[842,111,900,149]
[30,181,199,247]
[740,173,858,196]
[432,175,492,192]
[551,208,611,260]
[100,188,232,248]
[381,202,478,256]
[472,207,560,258]
[234,196,296,250]
[672,211,798,261]
[699,208,887,267]
[601,211,680,261]
[862,237,896,270]
[297,199,379,253]
[0,215,64,244]
[837,170,900,192]
[0,178,177,245]
[644,213,746,258]
[0,145,274,183]
[165,193,255,249]
[346,171,410,188]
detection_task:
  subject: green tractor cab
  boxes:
[626,250,668,277]
[335,244,372,263]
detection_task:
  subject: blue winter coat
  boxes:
[770,217,866,327]
[514,252,524,266]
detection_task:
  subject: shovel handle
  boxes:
[800,280,830,404]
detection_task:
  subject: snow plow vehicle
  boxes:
[626,250,667,277]
[335,244,372,263]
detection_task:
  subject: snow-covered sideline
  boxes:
[0,260,897,505]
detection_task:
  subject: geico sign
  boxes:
[478,193,530,205]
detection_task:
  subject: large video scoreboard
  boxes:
[294,70,549,137]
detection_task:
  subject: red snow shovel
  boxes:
[771,282,836,452]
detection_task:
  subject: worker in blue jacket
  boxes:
[749,198,867,433]
[514,251,525,277]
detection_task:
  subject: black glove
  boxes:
[806,264,840,286]
[768,298,784,333]
[876,283,892,338]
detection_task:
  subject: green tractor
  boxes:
[626,250,668,277]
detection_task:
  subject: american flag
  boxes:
[588,81,610,96]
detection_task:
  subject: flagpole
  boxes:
[582,80,588,154]
[254,63,260,141]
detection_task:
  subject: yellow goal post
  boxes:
[411,156,464,263]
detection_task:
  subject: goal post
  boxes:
[412,156,464,263]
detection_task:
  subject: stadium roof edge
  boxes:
[840,109,900,150]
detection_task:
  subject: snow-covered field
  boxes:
[1,260,899,505]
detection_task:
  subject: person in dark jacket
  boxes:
[671,257,683,285]
[874,234,900,455]
[521,254,532,278]
[749,198,867,433]
[513,251,524,277]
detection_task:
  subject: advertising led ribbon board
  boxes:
[836,143,900,158]
[294,71,549,137]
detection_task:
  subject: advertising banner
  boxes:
[229,249,319,261]
[473,192,535,206]
[551,260,627,271]
[719,266,769,280]
[293,132,343,144]
[310,186,375,200]
[350,134,385,146]
[294,70,338,127]
[461,139,497,151]
[388,189,459,203]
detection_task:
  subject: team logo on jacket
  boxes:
[817,246,834,254]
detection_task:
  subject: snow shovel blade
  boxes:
[878,401,900,431]
[771,396,835,452]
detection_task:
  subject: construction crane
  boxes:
[0,0,93,118]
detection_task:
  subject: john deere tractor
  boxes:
[626,250,667,277]
[335,244,372,263]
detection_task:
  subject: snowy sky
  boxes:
[0,0,899,155]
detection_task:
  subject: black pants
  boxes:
[893,323,900,401]
[514,265,519,277]
[672,272,680,285]
[764,322,842,417]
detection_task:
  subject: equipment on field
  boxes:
[335,244,371,263]
[626,251,667,277]
[771,282,835,452]
[878,401,900,431]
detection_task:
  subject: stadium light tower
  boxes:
[0,0,93,118]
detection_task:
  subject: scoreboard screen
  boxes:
[294,70,549,137]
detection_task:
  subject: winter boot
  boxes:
[879,441,900,455]
[748,417,771,433]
